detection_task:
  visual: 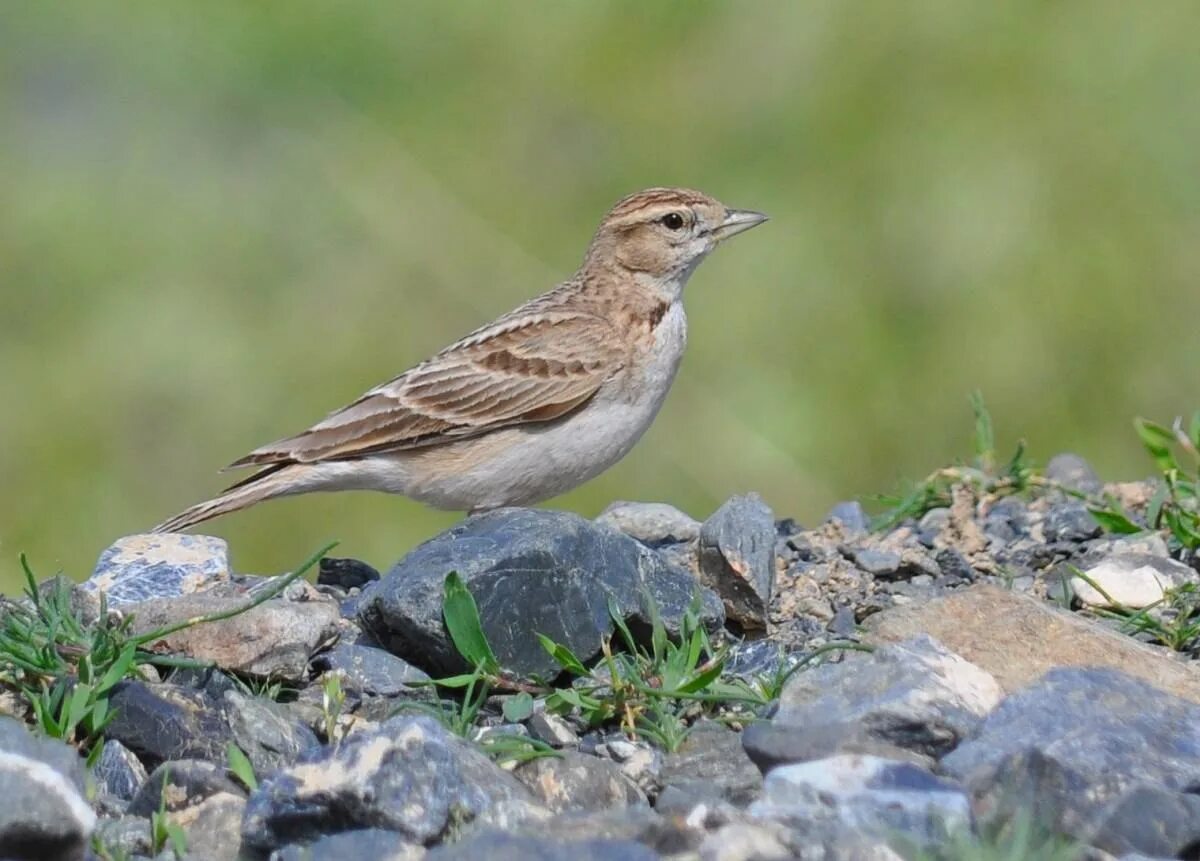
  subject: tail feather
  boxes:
[153,465,294,533]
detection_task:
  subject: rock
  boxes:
[656,722,762,814]
[864,584,1200,704]
[696,822,795,861]
[91,739,148,803]
[825,501,870,534]
[169,790,247,860]
[92,816,152,858]
[222,689,320,776]
[358,509,723,678]
[698,494,776,631]
[127,759,244,818]
[1070,553,1192,609]
[599,739,661,794]
[312,642,431,697]
[499,806,701,856]
[317,556,381,590]
[942,667,1200,855]
[749,754,970,850]
[596,501,700,545]
[425,832,660,861]
[103,681,234,768]
[1042,501,1101,543]
[0,716,95,861]
[742,721,933,776]
[242,715,532,851]
[514,752,645,813]
[763,636,1001,761]
[851,548,902,578]
[83,533,229,605]
[1045,453,1104,495]
[272,828,425,860]
[528,712,580,748]
[129,581,340,681]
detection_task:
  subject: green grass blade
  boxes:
[441,572,498,673]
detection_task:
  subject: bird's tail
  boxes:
[152,464,294,533]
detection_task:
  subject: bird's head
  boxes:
[584,187,767,294]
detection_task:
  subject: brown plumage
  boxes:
[154,187,766,533]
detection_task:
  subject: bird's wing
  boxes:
[227,309,624,467]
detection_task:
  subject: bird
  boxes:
[153,187,767,533]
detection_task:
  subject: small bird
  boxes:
[154,187,767,533]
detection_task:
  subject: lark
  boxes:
[154,188,767,533]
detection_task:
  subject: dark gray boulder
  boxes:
[358,509,723,678]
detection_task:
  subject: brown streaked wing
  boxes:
[227,310,623,467]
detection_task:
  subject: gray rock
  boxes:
[426,832,660,861]
[698,494,776,631]
[127,759,244,817]
[657,722,762,814]
[223,689,321,776]
[942,667,1200,855]
[528,712,580,748]
[170,790,247,860]
[358,509,723,678]
[851,548,902,578]
[104,681,234,768]
[242,715,532,851]
[129,581,340,681]
[749,754,970,849]
[0,716,95,861]
[91,739,148,803]
[596,501,701,544]
[696,821,795,861]
[514,752,645,813]
[84,533,229,605]
[742,721,933,776]
[495,806,701,856]
[1045,453,1104,495]
[92,816,152,858]
[271,828,424,860]
[1042,502,1101,543]
[312,642,431,696]
[765,636,1001,761]
[600,739,661,794]
[826,501,870,534]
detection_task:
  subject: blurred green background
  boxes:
[3,2,1199,592]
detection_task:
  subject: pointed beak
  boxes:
[714,208,769,241]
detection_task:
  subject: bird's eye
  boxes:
[661,212,686,231]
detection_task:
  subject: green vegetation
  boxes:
[4,3,1200,590]
[897,811,1080,861]
[0,543,334,762]
[417,571,864,754]
[149,766,188,860]
[226,742,258,792]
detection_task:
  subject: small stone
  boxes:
[1070,554,1193,609]
[529,712,580,748]
[91,739,148,803]
[312,642,432,696]
[169,791,246,860]
[242,715,532,852]
[698,493,776,631]
[0,716,95,861]
[84,533,229,605]
[825,501,869,534]
[359,509,722,679]
[697,821,795,861]
[221,689,320,776]
[851,548,902,578]
[1042,501,1102,543]
[749,754,970,849]
[1045,452,1104,495]
[596,501,701,545]
[129,580,340,681]
[317,557,381,590]
[514,752,645,813]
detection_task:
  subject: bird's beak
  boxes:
[714,208,769,242]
